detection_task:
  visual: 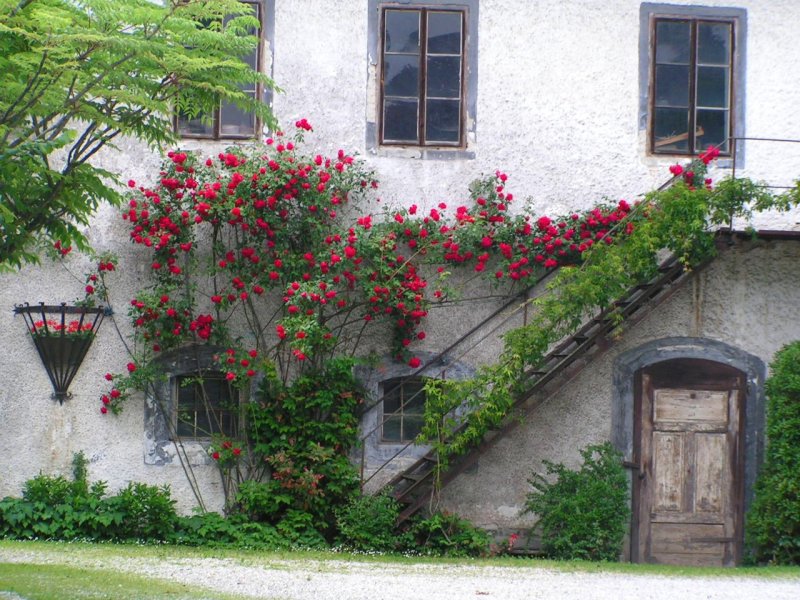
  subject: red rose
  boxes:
[126,362,136,373]
[669,164,683,176]
[212,452,220,460]
[408,357,421,368]
[232,448,242,456]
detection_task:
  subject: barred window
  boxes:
[381,377,426,443]
[174,373,240,439]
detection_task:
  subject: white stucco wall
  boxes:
[0,0,798,513]
[440,237,800,536]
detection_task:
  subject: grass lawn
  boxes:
[0,561,252,600]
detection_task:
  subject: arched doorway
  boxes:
[612,338,766,566]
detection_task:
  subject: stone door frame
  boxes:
[612,337,765,562]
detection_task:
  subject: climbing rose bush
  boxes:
[99,120,642,414]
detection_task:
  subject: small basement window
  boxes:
[174,373,240,439]
[381,376,426,443]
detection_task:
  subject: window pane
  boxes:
[384,55,420,97]
[385,10,420,53]
[425,99,460,143]
[177,113,214,137]
[383,386,401,414]
[383,417,401,442]
[403,384,426,411]
[426,56,461,98]
[655,20,690,64]
[404,415,424,440]
[194,410,212,438]
[427,12,461,54]
[653,107,689,153]
[698,22,731,65]
[654,64,690,107]
[220,100,256,137]
[176,414,194,437]
[383,98,419,142]
[696,66,729,108]
[175,375,237,439]
[696,109,729,152]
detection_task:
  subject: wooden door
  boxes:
[635,359,744,566]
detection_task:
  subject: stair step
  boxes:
[401,470,433,482]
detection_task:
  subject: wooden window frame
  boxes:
[378,6,467,148]
[175,0,264,141]
[380,376,427,443]
[173,372,241,440]
[649,16,735,157]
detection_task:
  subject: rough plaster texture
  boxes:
[0,1,799,514]
[439,238,800,537]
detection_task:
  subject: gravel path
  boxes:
[2,547,799,600]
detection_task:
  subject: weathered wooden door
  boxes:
[634,359,744,566]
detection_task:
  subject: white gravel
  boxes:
[2,546,799,600]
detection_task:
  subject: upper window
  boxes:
[176,0,265,140]
[174,373,241,439]
[650,17,734,155]
[381,376,426,442]
[379,7,466,147]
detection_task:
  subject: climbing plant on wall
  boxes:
[84,120,795,520]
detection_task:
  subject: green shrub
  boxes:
[22,474,74,506]
[234,480,293,522]
[170,512,289,549]
[235,359,362,536]
[106,483,178,541]
[747,341,800,565]
[275,510,328,549]
[523,442,629,561]
[409,511,491,557]
[1,472,111,541]
[336,493,409,552]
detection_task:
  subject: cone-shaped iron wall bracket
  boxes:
[14,303,109,404]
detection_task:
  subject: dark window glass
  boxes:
[384,56,420,97]
[383,99,419,142]
[425,99,460,143]
[175,374,239,439]
[381,377,426,443]
[427,11,461,54]
[651,18,733,155]
[380,8,464,147]
[385,10,420,53]
[177,1,262,140]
